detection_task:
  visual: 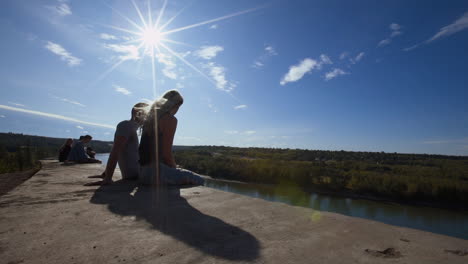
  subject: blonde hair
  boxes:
[148,89,184,120]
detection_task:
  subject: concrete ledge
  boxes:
[0,160,466,263]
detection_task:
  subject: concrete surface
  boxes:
[0,160,467,264]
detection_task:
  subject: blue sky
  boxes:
[0,0,467,155]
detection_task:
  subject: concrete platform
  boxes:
[0,160,467,264]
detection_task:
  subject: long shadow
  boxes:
[90,180,260,261]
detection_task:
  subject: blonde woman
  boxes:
[139,90,204,186]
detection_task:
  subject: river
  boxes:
[95,153,468,240]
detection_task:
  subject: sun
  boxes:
[139,26,163,49]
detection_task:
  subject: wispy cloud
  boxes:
[350,52,365,64]
[280,54,334,85]
[378,23,403,47]
[209,24,218,29]
[252,45,278,69]
[104,44,140,61]
[405,12,468,52]
[422,138,468,145]
[204,62,235,92]
[234,104,247,110]
[76,125,84,130]
[320,54,333,65]
[243,130,256,135]
[224,130,239,135]
[427,12,468,43]
[45,41,82,66]
[51,95,86,107]
[195,45,224,60]
[156,53,177,79]
[0,105,114,129]
[378,39,391,47]
[324,68,348,81]
[47,1,72,16]
[8,102,25,107]
[339,52,349,60]
[100,33,118,40]
[403,44,420,52]
[113,85,131,95]
[0,115,5,118]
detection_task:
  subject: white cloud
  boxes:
[100,33,118,40]
[48,2,72,16]
[252,61,264,68]
[280,58,319,85]
[320,54,333,65]
[0,105,114,129]
[8,102,25,107]
[234,105,247,110]
[209,24,218,29]
[76,125,84,130]
[243,130,256,135]
[205,62,235,92]
[325,68,348,81]
[339,52,349,60]
[265,46,277,55]
[52,96,85,107]
[378,23,403,47]
[350,52,365,64]
[378,38,391,47]
[224,130,239,135]
[45,41,82,66]
[355,52,365,62]
[176,83,184,89]
[403,44,420,52]
[252,45,278,69]
[0,115,5,118]
[104,44,140,61]
[390,30,402,37]
[195,45,224,60]
[389,23,401,31]
[427,12,468,42]
[113,85,132,95]
[156,53,177,79]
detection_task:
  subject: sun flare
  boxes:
[139,26,163,49]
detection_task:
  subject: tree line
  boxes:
[174,146,468,207]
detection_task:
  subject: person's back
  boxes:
[67,139,87,162]
[115,119,140,180]
[58,138,73,162]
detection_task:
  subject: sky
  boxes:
[0,0,467,156]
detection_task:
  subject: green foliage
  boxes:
[174,146,468,206]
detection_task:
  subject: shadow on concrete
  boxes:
[90,180,260,261]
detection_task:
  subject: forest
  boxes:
[173,146,468,208]
[2,133,468,207]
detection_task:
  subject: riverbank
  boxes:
[0,160,466,263]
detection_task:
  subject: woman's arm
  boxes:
[160,116,177,168]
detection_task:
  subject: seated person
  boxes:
[58,138,73,162]
[67,135,101,163]
[139,90,204,186]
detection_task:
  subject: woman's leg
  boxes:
[160,163,204,185]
